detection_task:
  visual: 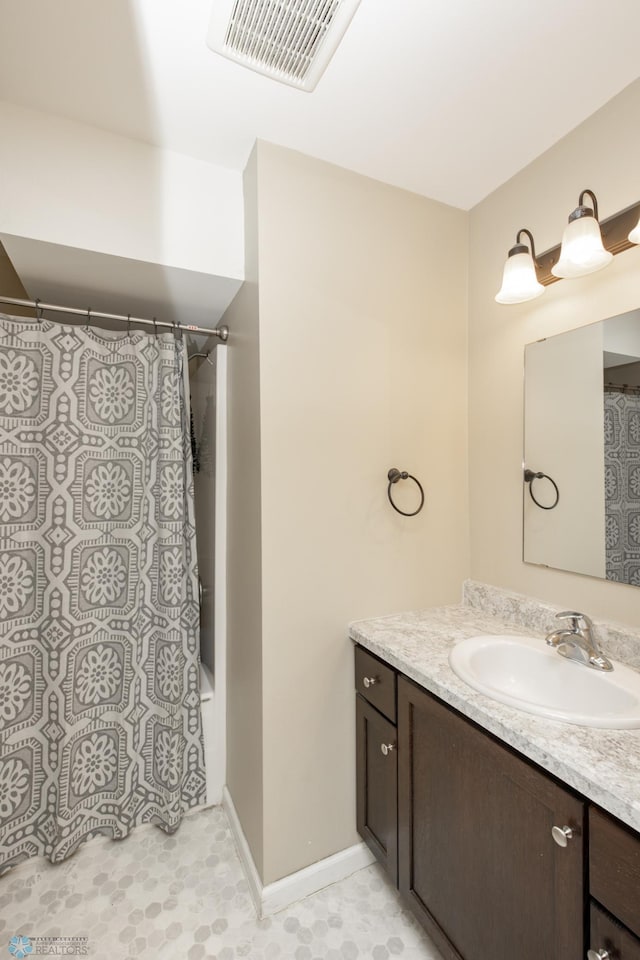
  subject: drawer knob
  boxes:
[380,743,395,756]
[587,951,611,960]
[363,676,378,688]
[551,825,574,847]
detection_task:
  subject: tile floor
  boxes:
[0,806,443,960]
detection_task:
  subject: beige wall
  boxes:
[469,78,640,628]
[255,142,469,882]
[0,240,34,316]
[223,147,265,877]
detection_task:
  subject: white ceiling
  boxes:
[1,0,640,210]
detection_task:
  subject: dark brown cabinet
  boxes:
[356,694,398,884]
[590,806,640,941]
[589,807,640,958]
[354,643,640,960]
[355,646,398,884]
[397,675,585,960]
[590,902,640,960]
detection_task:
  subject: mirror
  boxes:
[524,307,640,586]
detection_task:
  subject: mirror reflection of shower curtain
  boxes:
[0,315,205,872]
[604,388,640,585]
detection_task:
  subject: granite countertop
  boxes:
[349,601,640,835]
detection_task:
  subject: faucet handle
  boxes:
[555,610,593,632]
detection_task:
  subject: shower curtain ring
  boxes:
[35,298,43,324]
[85,307,92,332]
[153,317,158,338]
[127,313,131,336]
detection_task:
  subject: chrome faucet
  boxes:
[545,611,613,671]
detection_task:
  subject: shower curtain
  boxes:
[604,388,640,585]
[0,315,205,871]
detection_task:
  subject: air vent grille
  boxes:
[207,0,361,91]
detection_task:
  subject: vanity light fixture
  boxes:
[495,229,545,304]
[496,189,640,305]
[551,189,612,279]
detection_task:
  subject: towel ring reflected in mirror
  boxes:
[524,468,560,510]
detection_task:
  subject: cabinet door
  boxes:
[356,693,398,885]
[398,676,585,960]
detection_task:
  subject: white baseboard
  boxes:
[261,839,375,917]
[222,786,375,918]
[222,785,264,916]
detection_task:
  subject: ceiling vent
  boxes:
[206,0,362,92]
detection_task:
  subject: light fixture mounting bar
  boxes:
[534,200,640,286]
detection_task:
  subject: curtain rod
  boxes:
[605,381,640,394]
[0,295,229,342]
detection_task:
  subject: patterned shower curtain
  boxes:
[604,388,640,586]
[0,315,205,871]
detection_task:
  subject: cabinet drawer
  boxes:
[590,901,640,960]
[355,646,396,723]
[590,807,640,939]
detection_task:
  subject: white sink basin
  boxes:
[449,634,640,728]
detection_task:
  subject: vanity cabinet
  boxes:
[354,643,640,960]
[397,675,585,960]
[355,646,398,884]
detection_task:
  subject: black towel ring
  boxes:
[387,467,425,517]
[524,468,560,510]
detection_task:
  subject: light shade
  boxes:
[551,192,613,279]
[495,246,544,304]
[629,215,640,244]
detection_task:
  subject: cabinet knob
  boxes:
[551,825,574,847]
[587,951,611,960]
[363,676,378,688]
[380,743,396,756]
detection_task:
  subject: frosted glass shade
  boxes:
[495,251,544,304]
[629,215,640,244]
[551,215,613,278]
